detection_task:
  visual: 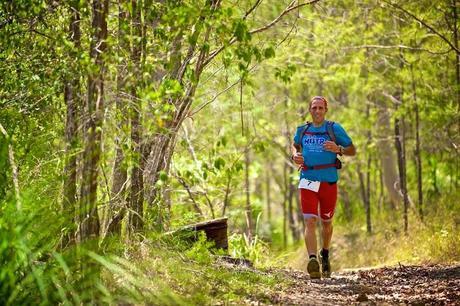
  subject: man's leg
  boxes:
[300,188,321,279]
[321,220,333,250]
[318,182,337,277]
[305,218,320,279]
[305,217,317,256]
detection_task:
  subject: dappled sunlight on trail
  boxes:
[267,264,460,305]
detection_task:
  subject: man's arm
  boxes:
[342,143,356,156]
[323,141,356,156]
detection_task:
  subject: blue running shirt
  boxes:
[293,121,352,182]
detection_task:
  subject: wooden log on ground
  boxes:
[168,217,228,250]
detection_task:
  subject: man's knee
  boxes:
[322,221,333,232]
[305,217,317,230]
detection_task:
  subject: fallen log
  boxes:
[167,217,228,251]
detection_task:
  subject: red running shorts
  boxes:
[300,182,338,222]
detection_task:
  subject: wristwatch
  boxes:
[338,145,344,156]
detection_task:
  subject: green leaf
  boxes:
[159,171,168,182]
[214,157,226,170]
[264,47,275,59]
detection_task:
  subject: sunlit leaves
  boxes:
[233,20,251,42]
[213,157,226,170]
[274,64,297,84]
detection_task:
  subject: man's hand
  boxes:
[292,152,304,165]
[323,141,340,153]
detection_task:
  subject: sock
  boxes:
[309,254,317,259]
[321,249,329,258]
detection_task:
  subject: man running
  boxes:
[292,96,355,279]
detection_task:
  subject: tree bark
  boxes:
[358,162,371,234]
[282,159,287,248]
[288,166,299,242]
[451,0,460,188]
[410,64,423,222]
[265,170,271,224]
[107,0,129,236]
[62,0,81,247]
[221,173,232,217]
[129,0,144,232]
[339,188,352,221]
[376,99,401,209]
[79,0,109,241]
[394,91,409,233]
[244,147,253,241]
[452,0,460,110]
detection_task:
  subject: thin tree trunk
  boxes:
[129,0,144,232]
[451,0,460,188]
[378,158,384,213]
[244,147,253,241]
[265,171,271,224]
[176,174,203,216]
[410,64,423,222]
[80,0,109,241]
[366,155,371,233]
[394,92,409,233]
[282,159,287,248]
[221,173,232,216]
[283,95,298,242]
[358,163,371,234]
[62,0,81,247]
[339,188,352,221]
[107,0,129,236]
[396,39,410,234]
[288,167,299,242]
[288,169,299,242]
[362,101,372,234]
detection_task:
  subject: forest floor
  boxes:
[228,262,460,305]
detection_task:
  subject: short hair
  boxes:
[309,96,328,109]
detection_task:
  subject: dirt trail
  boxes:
[269,263,460,305]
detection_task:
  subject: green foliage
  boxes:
[229,233,268,267]
[184,232,214,264]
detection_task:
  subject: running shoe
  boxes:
[307,257,321,279]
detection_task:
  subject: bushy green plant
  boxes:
[184,232,214,264]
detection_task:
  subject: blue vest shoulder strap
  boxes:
[325,120,336,143]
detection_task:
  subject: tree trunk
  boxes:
[358,163,371,234]
[129,0,144,232]
[410,64,423,222]
[366,155,371,232]
[107,0,129,236]
[359,102,373,234]
[451,0,460,188]
[62,0,81,247]
[288,166,299,242]
[339,188,352,221]
[79,0,109,241]
[452,0,460,111]
[282,159,287,248]
[394,92,409,233]
[265,170,271,224]
[376,100,401,209]
[378,158,384,213]
[221,173,232,217]
[244,147,253,241]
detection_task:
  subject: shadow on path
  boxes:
[268,263,460,305]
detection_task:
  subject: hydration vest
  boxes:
[298,120,342,171]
